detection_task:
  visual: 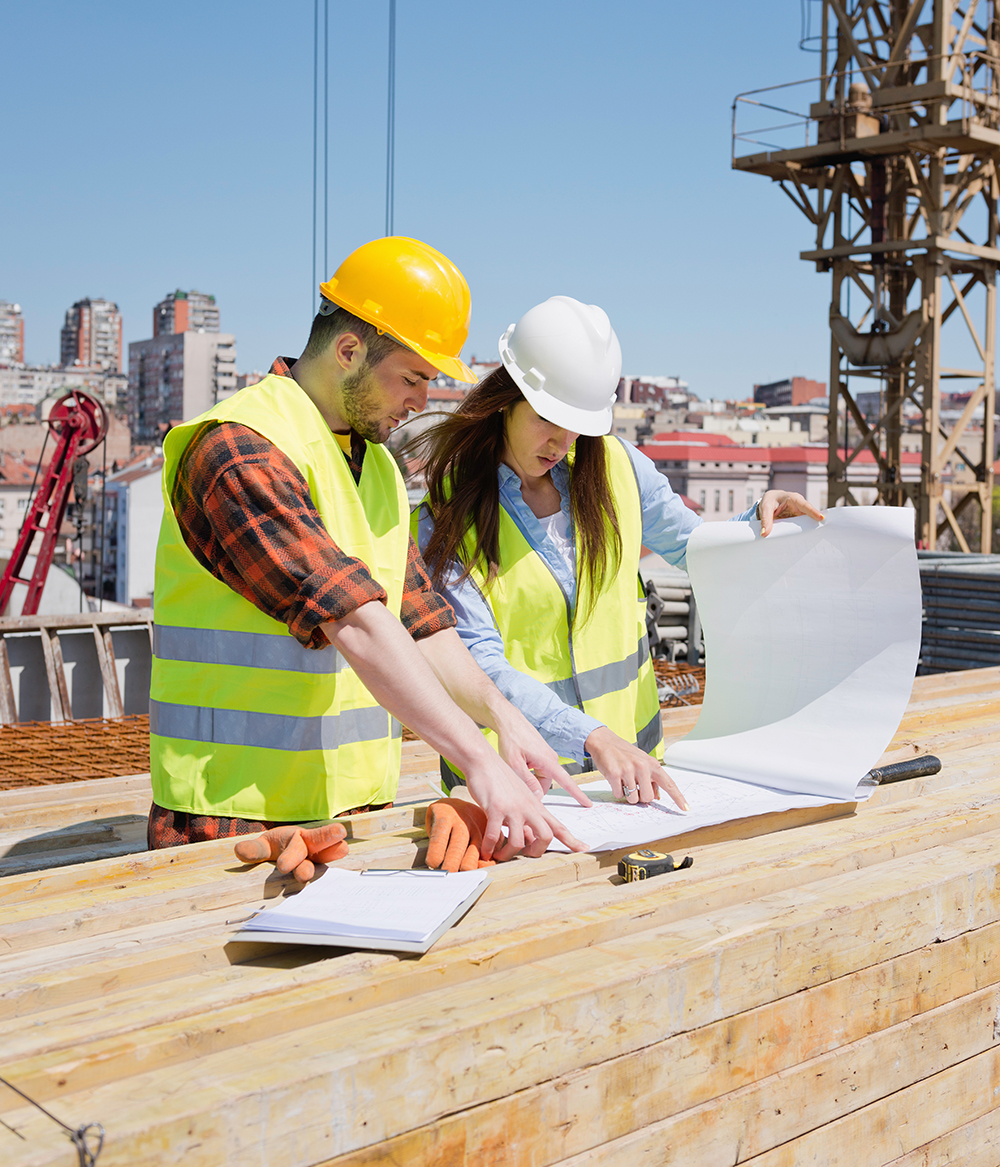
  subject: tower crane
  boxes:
[0,389,108,616]
[733,0,1000,551]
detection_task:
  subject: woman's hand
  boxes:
[584,726,688,810]
[758,490,824,537]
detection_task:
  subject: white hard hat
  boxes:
[498,295,621,436]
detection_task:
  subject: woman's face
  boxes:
[502,399,579,485]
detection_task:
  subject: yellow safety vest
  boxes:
[417,436,662,773]
[150,373,409,821]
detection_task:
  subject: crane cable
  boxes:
[385,0,397,236]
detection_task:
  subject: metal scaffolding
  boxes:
[733,0,1000,550]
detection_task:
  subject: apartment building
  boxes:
[753,376,826,408]
[153,290,220,336]
[60,298,123,371]
[638,436,923,515]
[0,302,24,365]
[128,331,237,442]
[637,434,771,519]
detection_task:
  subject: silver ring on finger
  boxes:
[622,784,637,797]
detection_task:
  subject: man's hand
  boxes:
[584,726,689,809]
[425,799,497,871]
[459,743,589,862]
[322,605,587,865]
[492,704,592,808]
[233,822,348,883]
[418,627,591,808]
[758,490,824,537]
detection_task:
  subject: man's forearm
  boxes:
[416,627,515,735]
[320,605,495,773]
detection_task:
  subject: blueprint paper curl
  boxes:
[666,506,921,800]
[544,507,922,852]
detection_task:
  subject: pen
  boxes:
[362,868,449,877]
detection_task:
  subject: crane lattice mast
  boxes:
[734,0,1000,550]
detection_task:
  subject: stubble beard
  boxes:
[340,364,389,444]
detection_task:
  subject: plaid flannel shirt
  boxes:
[170,356,454,647]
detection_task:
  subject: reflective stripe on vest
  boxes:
[153,624,351,675]
[150,699,400,751]
[544,631,650,706]
[149,374,409,821]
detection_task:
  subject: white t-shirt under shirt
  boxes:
[537,508,575,576]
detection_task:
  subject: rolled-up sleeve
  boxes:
[174,423,390,647]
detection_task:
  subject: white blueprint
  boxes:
[545,507,922,853]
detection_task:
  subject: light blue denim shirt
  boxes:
[415,438,756,764]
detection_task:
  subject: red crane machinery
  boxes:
[0,389,108,616]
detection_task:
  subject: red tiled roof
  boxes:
[638,444,922,465]
[110,458,164,486]
[652,430,737,446]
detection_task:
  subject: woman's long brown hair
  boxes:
[410,366,622,624]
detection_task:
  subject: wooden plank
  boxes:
[92,624,124,719]
[0,817,145,857]
[0,771,152,811]
[39,922,1000,1167]
[3,830,1000,1141]
[0,634,17,725]
[882,1105,1000,1167]
[552,991,1000,1166]
[738,1046,1000,1167]
[4,763,999,987]
[36,626,70,722]
[0,610,154,632]
[5,757,997,1030]
[320,972,1000,1167]
[3,833,1000,1166]
[0,671,996,1167]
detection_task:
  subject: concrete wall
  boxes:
[5,624,151,720]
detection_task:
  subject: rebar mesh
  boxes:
[0,715,150,789]
[652,661,705,707]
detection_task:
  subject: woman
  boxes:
[413,296,822,808]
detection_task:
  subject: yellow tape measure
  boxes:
[617,849,694,882]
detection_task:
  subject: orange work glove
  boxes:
[233,823,349,883]
[424,799,498,872]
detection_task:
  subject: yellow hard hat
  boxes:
[319,236,476,383]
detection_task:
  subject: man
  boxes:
[149,237,588,878]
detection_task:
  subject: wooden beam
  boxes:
[0,634,17,725]
[4,833,1000,1163]
[37,626,71,722]
[92,624,124,719]
[317,979,1000,1167]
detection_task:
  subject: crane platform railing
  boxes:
[732,53,996,164]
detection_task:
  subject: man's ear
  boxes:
[332,330,367,372]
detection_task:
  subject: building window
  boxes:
[747,489,754,508]
[17,498,28,511]
[714,490,721,512]
[699,490,706,508]
[728,490,734,512]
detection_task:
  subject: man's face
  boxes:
[339,346,437,444]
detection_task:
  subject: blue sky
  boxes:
[2,1,833,398]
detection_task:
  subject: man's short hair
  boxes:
[302,304,405,366]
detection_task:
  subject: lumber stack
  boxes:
[1,668,999,1166]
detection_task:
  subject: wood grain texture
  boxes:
[1,671,999,1166]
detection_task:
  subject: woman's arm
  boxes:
[413,506,603,765]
